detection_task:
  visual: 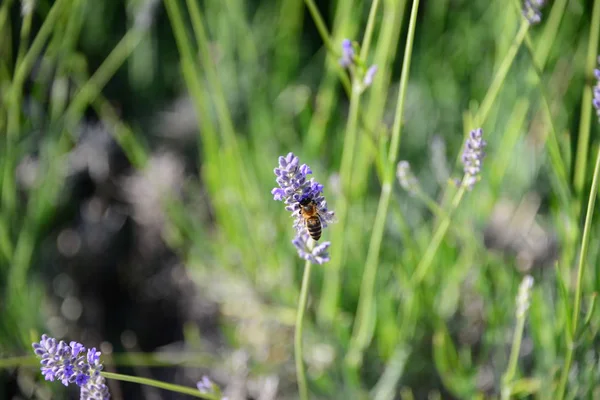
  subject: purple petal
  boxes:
[299,164,312,176]
[278,156,287,168]
[272,188,285,200]
[363,65,378,87]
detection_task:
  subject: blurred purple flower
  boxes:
[363,65,378,87]
[339,39,355,68]
[523,0,545,24]
[32,334,110,399]
[594,57,600,120]
[338,39,377,92]
[396,161,420,195]
[460,128,487,190]
[197,376,213,392]
[197,376,228,399]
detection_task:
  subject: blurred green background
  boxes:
[1,0,600,398]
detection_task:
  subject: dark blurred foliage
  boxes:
[3,1,227,398]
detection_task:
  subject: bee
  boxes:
[299,197,322,241]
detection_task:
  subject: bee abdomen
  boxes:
[306,217,322,241]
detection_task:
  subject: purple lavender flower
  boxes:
[396,161,420,195]
[273,153,334,263]
[197,376,213,393]
[523,0,545,24]
[272,152,335,236]
[292,233,331,264]
[339,39,355,68]
[594,57,600,119]
[197,376,228,400]
[32,334,110,399]
[363,65,378,87]
[339,39,378,92]
[460,128,487,190]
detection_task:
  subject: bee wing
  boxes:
[317,210,336,227]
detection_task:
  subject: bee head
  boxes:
[299,195,313,207]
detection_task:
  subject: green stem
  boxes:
[345,0,421,368]
[518,23,569,193]
[302,0,352,95]
[308,0,357,324]
[185,0,265,272]
[303,0,336,55]
[50,0,85,121]
[501,309,527,400]
[509,0,573,220]
[7,134,72,310]
[572,148,600,332]
[317,0,383,327]
[386,0,417,166]
[64,28,145,123]
[102,371,220,399]
[185,0,237,148]
[8,0,68,137]
[414,189,475,244]
[166,0,250,276]
[295,258,313,400]
[573,0,600,201]
[533,0,568,69]
[557,346,573,400]
[411,185,467,285]
[416,9,529,292]
[162,0,219,155]
[305,0,357,156]
[558,146,600,399]
[474,21,529,127]
[416,191,446,219]
[0,215,12,263]
[16,0,35,68]
[358,0,381,61]
[3,0,68,217]
[517,35,571,212]
[305,0,379,323]
[0,0,15,53]
[0,356,37,368]
[318,81,362,324]
[557,1,600,397]
[91,94,149,168]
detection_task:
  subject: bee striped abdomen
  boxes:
[306,217,322,241]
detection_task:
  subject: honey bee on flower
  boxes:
[272,152,335,264]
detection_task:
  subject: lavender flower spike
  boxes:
[523,0,545,24]
[460,128,487,190]
[32,334,110,399]
[363,65,378,87]
[272,153,335,235]
[516,275,534,318]
[593,57,600,120]
[273,152,335,263]
[339,39,355,68]
[197,376,228,400]
[396,161,420,195]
